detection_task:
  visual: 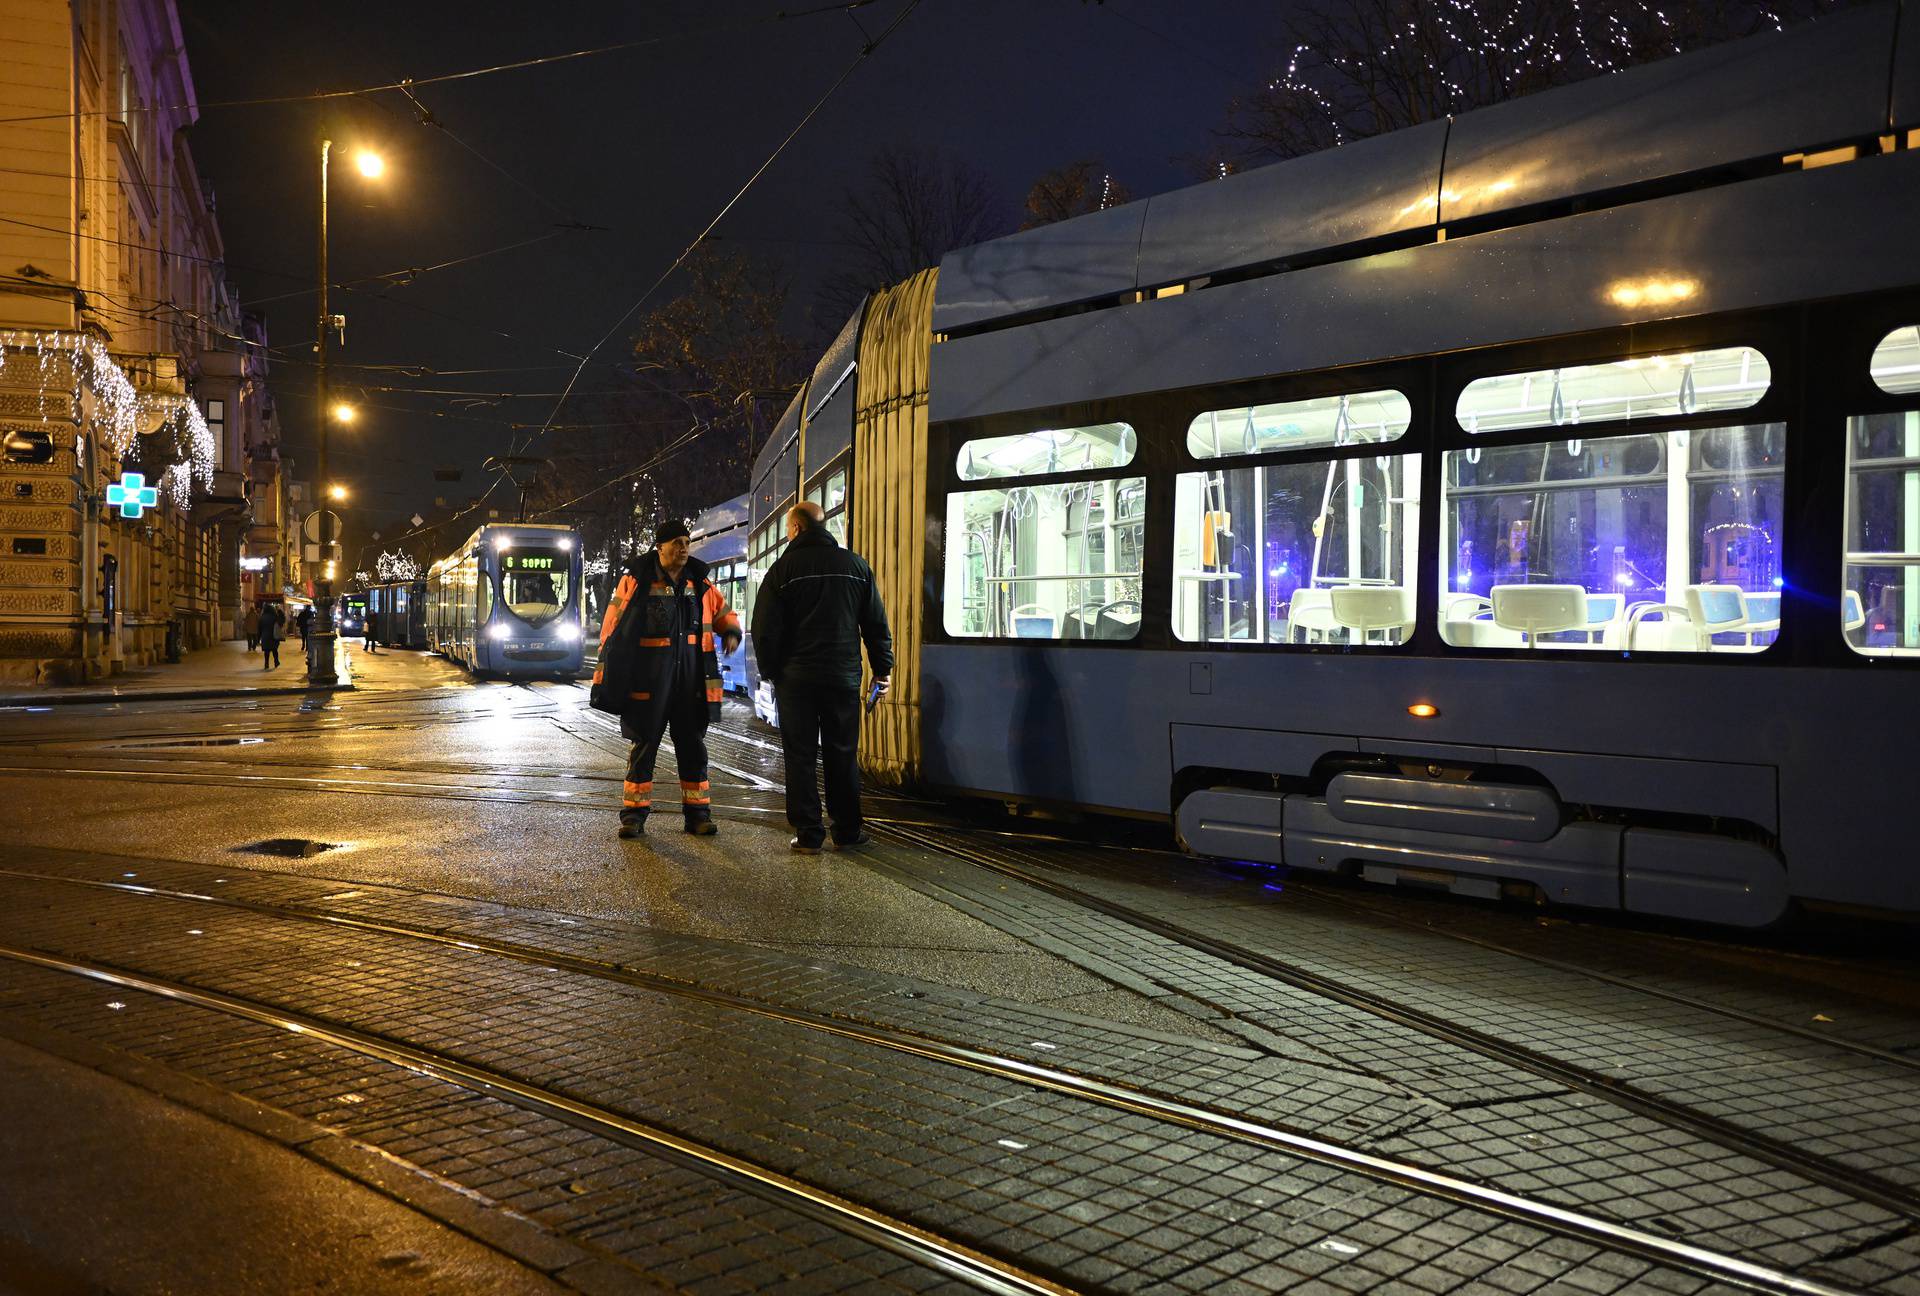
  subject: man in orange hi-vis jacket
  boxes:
[590,519,741,839]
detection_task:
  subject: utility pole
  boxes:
[309,137,338,686]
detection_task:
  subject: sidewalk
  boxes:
[0,638,353,708]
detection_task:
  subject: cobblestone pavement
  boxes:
[0,652,1912,1293]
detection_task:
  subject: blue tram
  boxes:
[689,495,753,700]
[426,523,584,678]
[366,579,427,650]
[747,4,1920,926]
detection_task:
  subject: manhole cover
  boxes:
[236,838,340,858]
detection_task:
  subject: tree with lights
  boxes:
[1020,161,1132,229]
[1222,0,1841,162]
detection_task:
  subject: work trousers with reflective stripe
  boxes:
[621,686,711,818]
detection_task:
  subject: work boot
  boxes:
[618,812,647,840]
[789,834,824,855]
[832,830,872,849]
[683,808,717,836]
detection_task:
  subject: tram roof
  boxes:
[933,1,1913,335]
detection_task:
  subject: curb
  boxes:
[0,682,354,708]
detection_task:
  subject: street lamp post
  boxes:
[309,137,338,686]
[308,142,378,687]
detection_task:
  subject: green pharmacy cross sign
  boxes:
[106,472,159,519]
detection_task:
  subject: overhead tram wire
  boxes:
[510,0,929,520]
[0,2,883,127]
[239,230,574,308]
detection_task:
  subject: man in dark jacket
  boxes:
[750,501,892,853]
[592,519,742,839]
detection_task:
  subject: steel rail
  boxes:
[875,822,1920,1224]
[0,866,1864,1296]
[0,940,1073,1296]
[1281,882,1920,1073]
[913,827,1920,1072]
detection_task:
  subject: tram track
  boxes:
[0,862,1868,1296]
[873,822,1920,1226]
[0,939,1067,1296]
[919,821,1920,1074]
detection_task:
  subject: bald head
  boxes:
[785,500,826,540]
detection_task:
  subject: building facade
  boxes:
[0,0,287,682]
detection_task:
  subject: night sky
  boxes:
[176,0,1287,565]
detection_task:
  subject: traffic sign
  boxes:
[302,542,343,564]
[410,513,424,528]
[300,509,342,544]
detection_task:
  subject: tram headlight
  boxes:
[557,537,573,551]
[493,536,511,552]
[487,623,509,640]
[557,622,581,641]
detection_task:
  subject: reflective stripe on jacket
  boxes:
[589,551,737,724]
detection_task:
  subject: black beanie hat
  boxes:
[654,518,691,545]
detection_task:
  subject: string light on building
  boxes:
[0,330,214,509]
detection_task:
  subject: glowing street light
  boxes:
[328,483,349,502]
[331,402,358,424]
[354,150,385,179]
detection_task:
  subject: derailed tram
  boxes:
[427,523,584,678]
[746,2,1920,926]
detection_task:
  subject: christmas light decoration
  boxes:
[1238,1,1818,160]
[374,549,423,581]
[0,330,215,509]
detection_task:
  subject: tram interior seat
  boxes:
[1490,583,1589,647]
[1622,583,1770,651]
[1010,604,1057,638]
[1094,600,1141,640]
[1581,592,1627,644]
[1843,589,1866,635]
[1330,586,1414,644]
[1286,588,1337,643]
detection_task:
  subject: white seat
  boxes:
[1287,588,1337,643]
[1843,589,1866,635]
[1490,584,1588,646]
[1683,583,1752,650]
[1330,586,1413,644]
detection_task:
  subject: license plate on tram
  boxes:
[521,641,546,651]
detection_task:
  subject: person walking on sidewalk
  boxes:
[590,519,742,840]
[242,603,260,652]
[363,615,379,654]
[750,501,892,854]
[295,604,314,648]
[258,601,285,670]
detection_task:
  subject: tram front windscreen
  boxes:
[500,550,570,624]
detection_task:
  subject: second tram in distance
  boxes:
[426,523,584,678]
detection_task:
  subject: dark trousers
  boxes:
[262,639,279,668]
[620,687,711,818]
[776,681,862,842]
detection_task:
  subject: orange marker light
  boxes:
[1408,703,1439,718]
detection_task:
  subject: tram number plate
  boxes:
[522,642,547,651]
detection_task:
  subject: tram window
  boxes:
[1844,409,1920,655]
[943,477,1146,640]
[1172,455,1420,645]
[500,550,569,623]
[1187,390,1410,460]
[1439,423,1785,652]
[955,423,1136,482]
[1457,346,1770,435]
[1870,325,1920,396]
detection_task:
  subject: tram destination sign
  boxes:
[503,552,557,571]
